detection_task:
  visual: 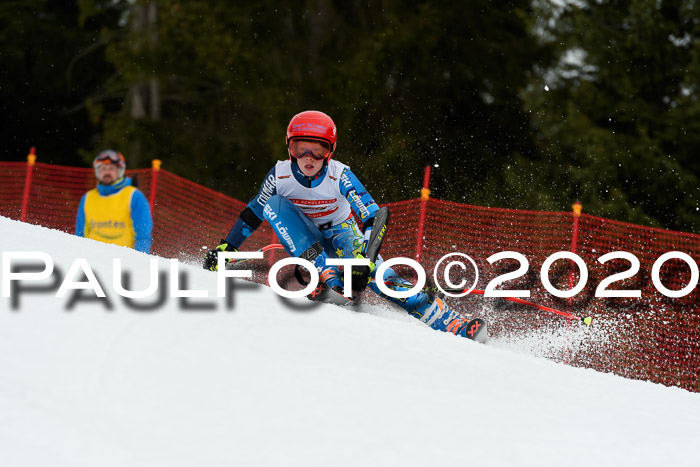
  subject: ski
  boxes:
[224,244,285,269]
[463,317,487,344]
[307,282,353,306]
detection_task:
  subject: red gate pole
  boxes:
[565,201,583,364]
[415,165,431,263]
[263,229,281,286]
[268,229,278,268]
[149,159,161,213]
[20,147,37,222]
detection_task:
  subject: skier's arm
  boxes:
[339,167,379,254]
[75,194,87,237]
[204,168,278,271]
[223,167,278,250]
[130,189,153,254]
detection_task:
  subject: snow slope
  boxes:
[1,216,699,467]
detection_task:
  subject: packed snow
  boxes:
[1,216,699,466]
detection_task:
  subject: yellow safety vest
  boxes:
[83,186,137,248]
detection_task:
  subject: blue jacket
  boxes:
[76,177,153,253]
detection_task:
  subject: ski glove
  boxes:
[351,252,375,292]
[203,240,238,271]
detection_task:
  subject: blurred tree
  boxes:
[329,1,552,206]
[95,1,297,192]
[521,0,700,232]
[14,0,696,233]
[95,0,550,206]
[0,0,124,164]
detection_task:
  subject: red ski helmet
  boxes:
[286,110,337,160]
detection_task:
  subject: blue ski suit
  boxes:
[223,158,430,314]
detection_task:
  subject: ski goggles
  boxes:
[288,138,331,160]
[93,150,125,168]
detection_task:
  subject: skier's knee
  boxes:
[300,241,323,262]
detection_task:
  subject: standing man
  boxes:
[76,149,153,253]
[203,110,475,339]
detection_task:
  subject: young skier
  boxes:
[203,110,476,339]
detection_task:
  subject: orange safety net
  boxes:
[1,159,698,391]
[150,170,279,261]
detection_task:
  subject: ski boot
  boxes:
[415,295,487,343]
[307,251,352,306]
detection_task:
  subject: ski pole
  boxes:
[423,286,592,325]
[259,243,284,253]
[225,243,285,268]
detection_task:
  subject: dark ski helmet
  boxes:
[93,149,126,179]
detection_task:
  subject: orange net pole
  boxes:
[414,165,431,263]
[149,159,161,213]
[20,147,37,222]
